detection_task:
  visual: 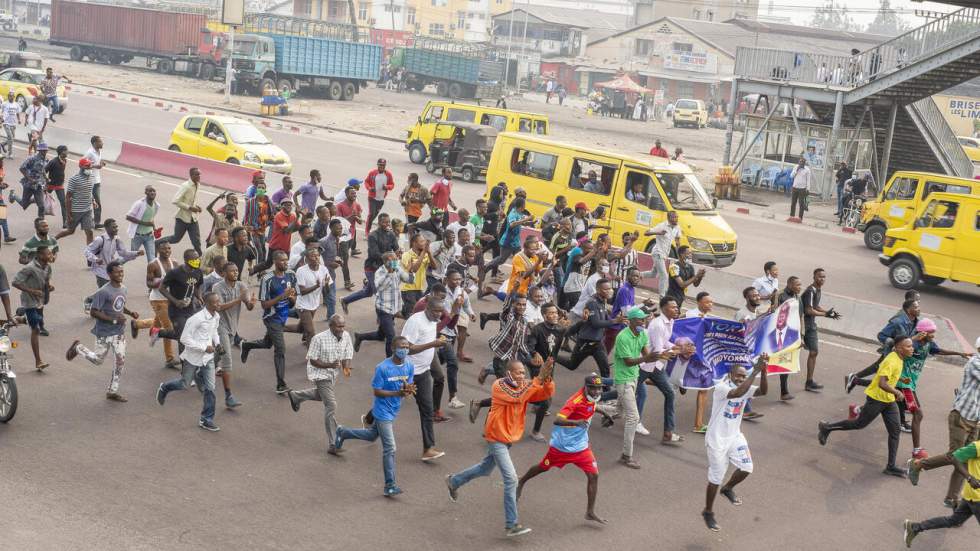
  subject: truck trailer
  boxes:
[393,39,504,100]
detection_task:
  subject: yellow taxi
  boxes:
[958,136,980,163]
[858,170,979,250]
[880,192,980,289]
[168,115,292,174]
[485,133,738,266]
[0,67,69,113]
[672,98,707,129]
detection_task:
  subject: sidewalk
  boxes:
[724,185,849,230]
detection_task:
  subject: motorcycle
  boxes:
[0,321,18,423]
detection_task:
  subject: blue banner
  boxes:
[666,317,753,390]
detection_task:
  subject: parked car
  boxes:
[168,115,292,174]
[0,67,68,113]
[672,98,708,129]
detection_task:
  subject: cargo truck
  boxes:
[49,0,226,80]
[392,39,504,100]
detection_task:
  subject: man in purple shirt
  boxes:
[269,176,294,208]
[605,268,640,353]
[293,169,328,216]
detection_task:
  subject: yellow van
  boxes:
[959,136,980,163]
[484,133,738,266]
[858,170,979,250]
[406,100,548,164]
[672,98,708,129]
[879,192,980,290]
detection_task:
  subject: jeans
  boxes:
[836,184,845,214]
[448,441,519,528]
[430,353,448,412]
[365,198,384,235]
[160,359,217,423]
[158,218,201,255]
[437,341,459,402]
[92,183,102,224]
[343,269,376,305]
[18,182,44,217]
[359,308,396,356]
[413,369,435,450]
[49,188,66,226]
[561,339,611,378]
[248,319,287,387]
[915,499,980,532]
[75,334,127,393]
[826,395,901,468]
[790,188,808,219]
[131,233,156,261]
[337,420,396,487]
[636,368,675,433]
[651,253,669,297]
[2,123,14,157]
[322,280,336,318]
[47,94,60,116]
[292,375,338,448]
[616,380,639,457]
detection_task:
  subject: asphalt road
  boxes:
[0,93,975,550]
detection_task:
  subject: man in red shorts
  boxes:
[517,374,608,524]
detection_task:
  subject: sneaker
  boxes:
[422,448,445,461]
[287,390,300,412]
[805,380,823,392]
[900,423,912,433]
[844,373,856,394]
[447,396,465,409]
[433,411,452,423]
[818,421,830,446]
[225,395,242,408]
[903,519,917,548]
[848,404,860,420]
[65,339,80,361]
[468,400,481,424]
[635,422,650,436]
[505,525,532,538]
[353,333,363,353]
[445,474,458,502]
[199,419,220,432]
[943,497,958,509]
[240,342,252,363]
[907,458,920,486]
[780,393,795,401]
[276,384,290,395]
[360,414,368,428]
[156,384,166,406]
[333,431,344,452]
[165,359,182,370]
[619,454,640,469]
[702,511,720,532]
[720,487,742,506]
[130,320,139,339]
[148,327,161,347]
[105,392,128,402]
[383,485,404,498]
[883,465,908,478]
[38,328,49,337]
[912,448,928,460]
[743,411,764,421]
[528,431,545,442]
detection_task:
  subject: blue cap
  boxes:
[37,142,48,151]
[347,178,362,187]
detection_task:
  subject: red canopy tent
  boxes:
[594,74,652,94]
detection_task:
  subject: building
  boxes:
[528,0,634,17]
[492,6,630,57]
[583,17,890,103]
[635,0,759,24]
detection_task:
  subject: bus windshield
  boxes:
[655,172,713,211]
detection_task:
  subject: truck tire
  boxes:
[888,258,920,290]
[259,78,277,96]
[327,81,343,101]
[448,83,462,98]
[277,78,294,96]
[436,82,449,97]
[408,142,426,164]
[863,224,885,250]
[157,59,174,74]
[109,54,124,65]
[412,82,426,92]
[200,63,216,81]
[69,46,83,61]
[341,82,356,101]
[461,166,475,182]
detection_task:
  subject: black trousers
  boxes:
[413,370,435,450]
[157,218,202,255]
[790,188,808,219]
[826,395,901,468]
[915,499,980,532]
[560,339,610,378]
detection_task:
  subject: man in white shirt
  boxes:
[789,158,811,220]
[1,91,21,158]
[445,207,476,245]
[83,135,108,228]
[24,95,48,155]
[400,299,449,461]
[702,356,769,532]
[295,248,331,344]
[637,296,683,444]
[287,314,353,456]
[751,261,779,301]
[156,292,222,432]
[643,211,681,297]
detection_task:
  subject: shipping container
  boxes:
[393,43,504,99]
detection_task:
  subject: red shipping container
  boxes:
[50,0,205,57]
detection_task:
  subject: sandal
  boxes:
[692,425,707,434]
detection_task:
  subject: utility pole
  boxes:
[223,25,235,103]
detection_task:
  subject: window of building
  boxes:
[328,0,347,18]
[675,81,695,98]
[707,10,714,21]
[295,0,311,16]
[429,23,445,35]
[510,148,558,181]
[634,38,653,56]
[692,8,701,20]
[358,2,368,20]
[672,42,693,53]
[407,7,416,24]
[458,11,466,28]
[432,0,447,6]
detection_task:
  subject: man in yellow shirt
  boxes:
[399,233,431,318]
[818,335,914,477]
[903,440,980,546]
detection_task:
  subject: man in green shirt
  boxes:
[156,167,202,255]
[605,306,661,469]
[904,440,980,546]
[19,217,59,265]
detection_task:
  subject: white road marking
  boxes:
[154,179,220,197]
[104,166,142,178]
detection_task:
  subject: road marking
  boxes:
[820,340,876,355]
[105,166,142,177]
[154,179,220,197]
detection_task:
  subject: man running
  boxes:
[213,262,254,408]
[157,167,203,255]
[132,241,179,369]
[517,374,607,524]
[364,158,394,236]
[702,354,769,531]
[903,440,980,547]
[12,245,53,371]
[240,250,298,394]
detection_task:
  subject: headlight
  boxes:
[243,152,260,162]
[688,238,710,251]
[0,336,11,353]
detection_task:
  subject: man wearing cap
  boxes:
[517,374,609,524]
[17,141,48,217]
[570,202,592,238]
[365,158,394,236]
[336,183,364,257]
[333,178,361,204]
[55,156,97,244]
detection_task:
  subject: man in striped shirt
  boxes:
[353,252,414,357]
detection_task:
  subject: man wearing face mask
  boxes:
[516,374,608,524]
[334,336,416,498]
[560,279,626,378]
[353,251,414,357]
[341,212,399,313]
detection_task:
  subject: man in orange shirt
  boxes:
[446,358,555,538]
[649,139,668,158]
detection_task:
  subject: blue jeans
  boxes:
[636,368,675,434]
[337,420,396,488]
[131,233,156,261]
[47,95,60,115]
[836,184,845,213]
[322,279,336,318]
[449,441,518,528]
[342,269,375,305]
[160,359,216,423]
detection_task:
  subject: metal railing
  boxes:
[906,97,975,178]
[734,6,980,88]
[245,13,360,42]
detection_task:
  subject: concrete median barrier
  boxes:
[116,141,254,193]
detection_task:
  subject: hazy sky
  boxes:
[764,0,960,28]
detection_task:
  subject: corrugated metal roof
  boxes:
[493,5,631,36]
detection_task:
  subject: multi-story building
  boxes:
[635,0,759,24]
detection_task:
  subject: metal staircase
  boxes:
[725,7,980,196]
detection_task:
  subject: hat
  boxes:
[347,178,362,187]
[584,374,604,387]
[251,170,264,179]
[915,318,937,333]
[78,157,93,168]
[574,202,588,210]
[279,196,293,204]
[37,142,48,151]
[626,307,647,320]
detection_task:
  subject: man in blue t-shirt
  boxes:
[335,336,416,497]
[240,250,298,393]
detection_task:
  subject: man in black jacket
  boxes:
[341,213,398,314]
[559,279,626,378]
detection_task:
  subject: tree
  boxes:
[810,0,861,32]
[865,0,911,36]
